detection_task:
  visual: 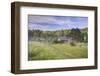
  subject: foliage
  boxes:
[28,28,88,43]
[69,28,83,42]
[70,42,76,46]
[53,40,64,43]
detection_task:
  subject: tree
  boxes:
[81,32,88,43]
[69,28,83,42]
[28,30,33,38]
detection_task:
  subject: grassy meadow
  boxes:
[28,41,88,60]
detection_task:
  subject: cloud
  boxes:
[28,15,88,31]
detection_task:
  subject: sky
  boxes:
[28,15,88,31]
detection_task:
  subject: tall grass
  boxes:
[28,41,88,60]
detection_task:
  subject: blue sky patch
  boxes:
[28,15,88,31]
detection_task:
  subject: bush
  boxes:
[70,42,76,46]
[53,40,64,43]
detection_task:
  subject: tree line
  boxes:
[28,28,88,43]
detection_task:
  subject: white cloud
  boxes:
[28,15,88,31]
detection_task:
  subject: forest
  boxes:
[28,28,88,43]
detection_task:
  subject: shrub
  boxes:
[70,42,76,46]
[53,40,64,43]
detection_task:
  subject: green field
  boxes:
[28,41,88,60]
